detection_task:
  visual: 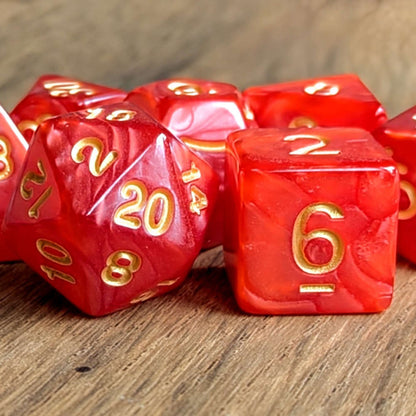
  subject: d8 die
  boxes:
[373,105,416,263]
[0,105,28,261]
[126,78,255,248]
[5,103,218,316]
[224,127,399,314]
[11,74,126,141]
[244,74,386,130]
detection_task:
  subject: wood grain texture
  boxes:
[1,1,416,415]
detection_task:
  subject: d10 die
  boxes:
[224,127,399,314]
[5,103,218,316]
[11,74,126,141]
[0,105,28,261]
[126,78,255,248]
[244,74,386,131]
[373,105,416,263]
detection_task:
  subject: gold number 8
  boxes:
[101,250,141,287]
[292,202,345,275]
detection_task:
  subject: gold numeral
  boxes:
[71,137,118,177]
[181,137,226,153]
[20,160,52,219]
[284,134,340,156]
[288,116,317,129]
[114,180,174,236]
[181,162,201,183]
[17,113,53,136]
[167,81,203,96]
[101,250,141,287]
[304,81,339,96]
[43,80,94,97]
[397,163,416,220]
[85,108,104,119]
[189,185,208,215]
[0,136,14,180]
[292,202,345,275]
[85,108,136,121]
[36,239,75,284]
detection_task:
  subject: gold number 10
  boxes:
[292,202,345,275]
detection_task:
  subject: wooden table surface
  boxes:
[2,1,416,415]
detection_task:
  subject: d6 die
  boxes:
[373,105,416,263]
[244,74,386,130]
[11,74,126,141]
[224,127,399,314]
[0,105,28,261]
[126,78,255,248]
[5,103,218,316]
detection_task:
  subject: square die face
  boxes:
[243,74,386,131]
[225,128,399,314]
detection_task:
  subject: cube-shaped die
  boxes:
[244,74,386,130]
[126,78,256,248]
[5,103,218,315]
[373,105,416,263]
[0,105,28,261]
[11,74,126,142]
[225,127,399,314]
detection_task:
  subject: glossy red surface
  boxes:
[373,105,416,263]
[11,74,126,142]
[5,103,218,316]
[224,127,399,314]
[0,105,28,261]
[126,78,255,248]
[244,74,387,131]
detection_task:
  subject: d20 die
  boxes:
[126,78,256,248]
[0,105,28,261]
[224,127,399,314]
[373,105,416,263]
[244,74,386,131]
[5,102,218,316]
[11,74,126,141]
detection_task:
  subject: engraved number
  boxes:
[304,81,340,96]
[71,137,118,177]
[189,185,208,215]
[167,81,203,96]
[101,250,141,287]
[85,108,136,121]
[0,136,14,180]
[36,239,75,284]
[398,163,416,220]
[114,180,174,236]
[20,160,52,219]
[283,134,340,156]
[292,202,345,275]
[43,80,94,97]
[17,114,53,136]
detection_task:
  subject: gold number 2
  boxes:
[284,134,340,156]
[101,250,141,287]
[0,136,14,180]
[292,202,345,275]
[71,137,118,177]
[114,180,174,236]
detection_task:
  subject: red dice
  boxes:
[244,74,386,131]
[11,74,126,142]
[224,127,399,314]
[0,105,28,261]
[373,105,416,263]
[5,103,218,316]
[126,78,255,248]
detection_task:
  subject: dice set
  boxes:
[0,73,408,316]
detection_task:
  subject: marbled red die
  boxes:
[0,105,28,261]
[224,127,399,314]
[5,102,218,316]
[244,74,386,131]
[373,105,416,263]
[11,74,126,142]
[126,78,255,248]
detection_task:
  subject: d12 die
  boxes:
[126,78,255,248]
[0,105,28,261]
[373,105,416,263]
[5,103,218,316]
[11,74,126,141]
[224,127,399,314]
[244,74,386,131]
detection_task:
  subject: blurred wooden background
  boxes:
[2,1,416,415]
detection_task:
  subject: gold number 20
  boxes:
[292,202,345,275]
